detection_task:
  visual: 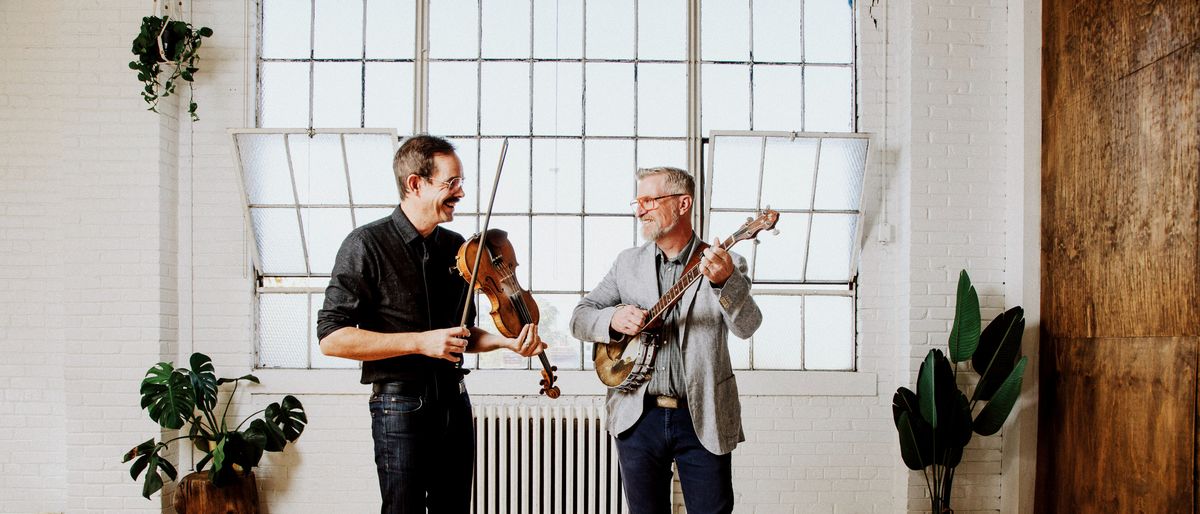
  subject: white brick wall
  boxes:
[0,0,1034,512]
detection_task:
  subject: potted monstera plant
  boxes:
[128,14,212,121]
[892,270,1028,514]
[122,353,306,512]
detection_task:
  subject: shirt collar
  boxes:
[390,206,438,246]
[656,234,699,266]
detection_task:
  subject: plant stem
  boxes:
[233,408,269,432]
[220,379,241,431]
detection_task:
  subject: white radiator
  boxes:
[471,403,625,514]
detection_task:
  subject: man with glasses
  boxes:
[571,166,762,514]
[317,135,544,514]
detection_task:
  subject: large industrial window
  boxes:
[245,0,861,371]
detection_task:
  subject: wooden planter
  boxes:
[173,471,260,514]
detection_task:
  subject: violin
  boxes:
[456,229,561,399]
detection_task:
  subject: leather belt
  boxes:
[372,380,466,397]
[653,395,680,409]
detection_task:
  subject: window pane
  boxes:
[709,136,761,210]
[310,293,359,368]
[429,62,479,136]
[477,138,530,213]
[365,0,415,59]
[533,139,582,213]
[480,63,531,136]
[447,138,480,211]
[637,63,687,137]
[638,0,686,60]
[259,294,309,368]
[803,65,853,132]
[313,0,364,59]
[701,64,750,134]
[364,63,414,131]
[345,134,400,205]
[761,136,818,210]
[636,139,687,171]
[260,62,310,128]
[752,212,809,282]
[751,296,802,369]
[313,62,362,127]
[442,214,478,241]
[301,208,354,274]
[706,211,756,278]
[487,215,530,286]
[262,0,311,59]
[535,293,584,370]
[806,213,856,281]
[804,295,853,369]
[533,0,583,59]
[531,216,582,291]
[701,0,749,61]
[533,62,583,136]
[752,0,800,62]
[585,0,634,59]
[355,207,395,227]
[288,134,350,205]
[251,208,307,274]
[752,66,803,131]
[482,0,530,58]
[238,133,293,205]
[583,216,635,288]
[728,331,750,368]
[804,0,853,64]
[585,63,634,136]
[813,137,868,210]
[429,0,479,58]
[584,139,635,213]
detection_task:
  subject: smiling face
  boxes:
[404,152,465,234]
[635,173,689,242]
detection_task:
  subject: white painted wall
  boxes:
[0,0,1037,512]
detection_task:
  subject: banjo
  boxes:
[593,209,779,391]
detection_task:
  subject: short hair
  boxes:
[636,166,695,197]
[393,135,457,199]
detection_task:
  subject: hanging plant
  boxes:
[128,15,212,121]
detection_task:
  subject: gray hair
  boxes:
[636,166,695,197]
[393,135,457,199]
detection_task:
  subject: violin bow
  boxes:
[458,138,509,328]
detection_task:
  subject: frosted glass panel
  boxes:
[238,133,293,205]
[261,0,311,59]
[804,295,853,370]
[709,136,761,210]
[531,216,582,291]
[259,63,309,128]
[637,64,687,137]
[365,0,415,59]
[259,294,308,368]
[806,213,856,281]
[313,0,363,58]
[813,137,868,210]
[752,0,801,62]
[310,293,359,368]
[288,134,350,205]
[706,211,756,279]
[344,134,400,205]
[534,293,584,370]
[583,216,635,288]
[312,63,362,128]
[251,208,307,274]
[532,139,582,213]
[751,212,808,282]
[532,62,583,136]
[752,296,802,369]
[584,139,635,214]
[355,207,395,227]
[761,137,818,211]
[301,208,354,274]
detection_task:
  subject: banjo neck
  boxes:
[637,237,731,333]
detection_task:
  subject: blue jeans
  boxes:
[369,381,474,514]
[615,403,734,514]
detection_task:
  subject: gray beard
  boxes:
[640,216,678,242]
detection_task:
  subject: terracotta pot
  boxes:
[173,471,260,514]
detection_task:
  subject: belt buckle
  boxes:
[655,395,678,409]
[458,381,467,395]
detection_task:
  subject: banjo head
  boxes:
[594,335,657,389]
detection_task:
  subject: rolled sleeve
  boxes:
[316,232,374,341]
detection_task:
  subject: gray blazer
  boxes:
[571,239,762,455]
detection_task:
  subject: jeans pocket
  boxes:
[370,393,424,416]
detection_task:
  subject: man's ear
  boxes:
[403,174,422,197]
[678,194,693,215]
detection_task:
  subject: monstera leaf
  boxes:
[188,353,218,413]
[139,362,194,430]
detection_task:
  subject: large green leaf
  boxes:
[972,307,1025,402]
[917,349,957,432]
[917,351,938,427]
[216,373,260,386]
[140,363,194,429]
[892,387,919,428]
[896,412,930,470]
[948,270,981,363]
[188,353,218,414]
[246,418,283,452]
[209,432,264,487]
[270,395,308,443]
[974,356,1028,435]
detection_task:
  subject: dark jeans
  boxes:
[615,403,734,514]
[369,380,474,514]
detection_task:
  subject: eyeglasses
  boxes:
[426,176,466,190]
[629,193,685,211]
